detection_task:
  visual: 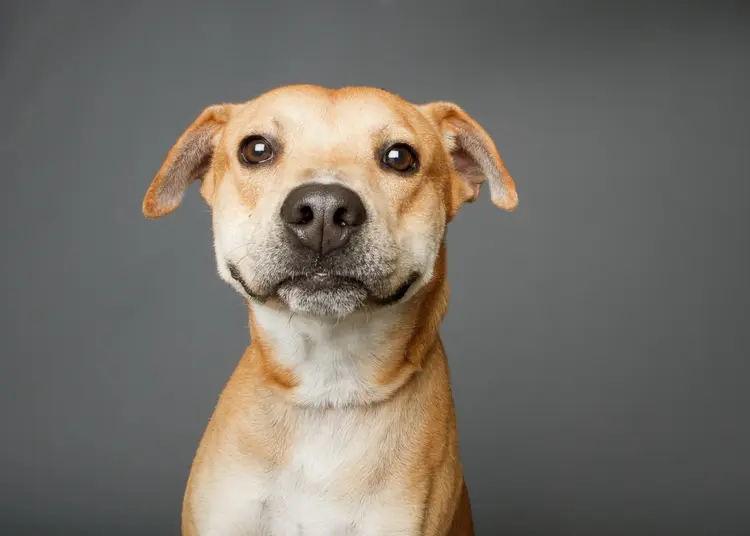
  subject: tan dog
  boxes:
[143,85,517,535]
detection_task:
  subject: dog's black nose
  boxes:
[280,183,367,256]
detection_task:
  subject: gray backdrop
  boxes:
[2,1,749,535]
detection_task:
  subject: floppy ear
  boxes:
[420,102,518,215]
[142,104,232,219]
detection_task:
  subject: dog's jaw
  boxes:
[246,245,449,409]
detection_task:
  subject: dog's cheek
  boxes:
[212,180,254,265]
[399,195,445,279]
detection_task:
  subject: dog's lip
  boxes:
[227,262,419,306]
[370,271,420,306]
[228,263,266,301]
[278,272,365,289]
[281,270,420,306]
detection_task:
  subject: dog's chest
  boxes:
[265,425,404,535]
[197,414,419,536]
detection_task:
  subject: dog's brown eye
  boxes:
[239,136,274,165]
[382,144,418,173]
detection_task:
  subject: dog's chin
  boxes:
[276,274,369,317]
[228,263,420,318]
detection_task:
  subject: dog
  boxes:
[142,84,518,535]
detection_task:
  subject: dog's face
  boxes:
[143,85,517,317]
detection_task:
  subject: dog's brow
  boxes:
[240,116,283,138]
[371,123,416,147]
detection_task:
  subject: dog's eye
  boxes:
[239,136,274,165]
[382,144,418,173]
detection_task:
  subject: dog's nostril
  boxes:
[333,207,349,226]
[297,205,314,225]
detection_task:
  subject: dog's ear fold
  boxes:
[420,102,518,216]
[142,104,232,219]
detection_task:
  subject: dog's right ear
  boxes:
[142,104,232,219]
[420,101,518,218]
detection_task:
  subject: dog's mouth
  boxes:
[281,272,364,292]
[228,263,419,314]
[370,272,420,306]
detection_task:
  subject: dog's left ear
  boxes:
[142,104,232,219]
[420,102,518,216]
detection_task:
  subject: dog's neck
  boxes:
[247,251,449,409]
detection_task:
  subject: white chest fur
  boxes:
[269,413,418,535]
[196,410,420,536]
[193,304,424,535]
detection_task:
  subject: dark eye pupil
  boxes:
[240,136,274,164]
[388,149,404,164]
[384,144,416,172]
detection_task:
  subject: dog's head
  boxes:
[143,85,517,317]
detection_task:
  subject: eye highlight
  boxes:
[382,143,419,173]
[239,135,275,165]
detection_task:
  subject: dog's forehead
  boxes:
[228,86,427,140]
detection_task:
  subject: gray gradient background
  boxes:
[1,1,749,535]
